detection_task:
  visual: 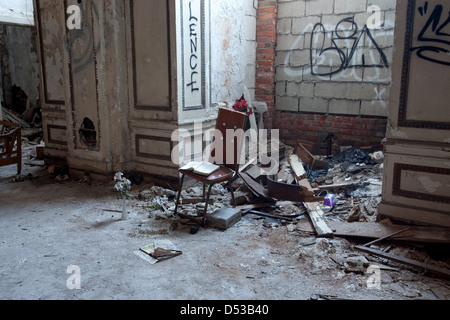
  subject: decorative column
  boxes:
[379,0,450,227]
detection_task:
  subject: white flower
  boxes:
[114,172,123,181]
[114,181,124,191]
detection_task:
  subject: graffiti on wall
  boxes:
[411,1,450,66]
[310,18,390,77]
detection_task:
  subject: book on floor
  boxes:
[180,161,220,176]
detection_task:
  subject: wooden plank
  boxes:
[303,202,334,238]
[296,220,450,244]
[287,153,333,237]
[296,142,329,170]
[239,172,271,199]
[235,203,275,210]
[355,245,450,279]
[289,154,307,180]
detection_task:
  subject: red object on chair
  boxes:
[174,108,247,226]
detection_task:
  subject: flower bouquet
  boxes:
[114,172,132,220]
[232,95,253,116]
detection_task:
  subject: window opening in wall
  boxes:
[79,117,97,149]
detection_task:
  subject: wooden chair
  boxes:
[0,121,22,175]
[174,108,247,226]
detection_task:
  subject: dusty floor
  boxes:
[1,145,450,301]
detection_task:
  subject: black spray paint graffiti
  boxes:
[187,0,200,93]
[310,18,389,76]
[410,1,450,66]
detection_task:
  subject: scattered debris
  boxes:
[134,239,182,265]
[344,255,369,274]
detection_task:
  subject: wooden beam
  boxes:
[288,153,333,237]
[355,245,450,279]
[303,202,334,238]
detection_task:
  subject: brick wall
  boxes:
[256,0,396,154]
[273,112,387,155]
[255,0,278,130]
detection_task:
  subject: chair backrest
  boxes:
[209,108,247,172]
[0,121,21,156]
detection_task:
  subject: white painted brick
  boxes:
[383,11,396,29]
[346,83,379,100]
[276,96,300,111]
[334,0,367,14]
[276,66,303,81]
[286,81,315,98]
[321,14,357,32]
[300,97,329,113]
[362,67,391,83]
[315,82,347,99]
[361,100,389,117]
[292,16,322,34]
[278,1,306,18]
[289,49,311,67]
[276,81,287,95]
[330,68,364,82]
[368,0,397,11]
[275,51,290,67]
[329,99,361,115]
[278,18,292,35]
[286,82,299,96]
[299,82,315,98]
[306,0,334,15]
[369,29,395,48]
[277,34,304,51]
[303,66,332,82]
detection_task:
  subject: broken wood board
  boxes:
[235,203,275,210]
[2,107,30,128]
[303,202,334,238]
[312,182,354,194]
[239,171,271,199]
[296,220,450,244]
[287,154,331,237]
[296,141,329,170]
[289,154,307,180]
[276,161,295,184]
[267,175,321,203]
[355,245,450,279]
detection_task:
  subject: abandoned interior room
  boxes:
[1,0,450,302]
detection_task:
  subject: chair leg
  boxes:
[174,174,185,216]
[201,184,213,226]
[228,180,237,207]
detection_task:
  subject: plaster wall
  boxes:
[177,0,258,126]
[0,0,34,26]
[4,25,40,109]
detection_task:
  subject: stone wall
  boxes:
[258,0,397,153]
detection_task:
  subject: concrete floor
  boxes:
[1,145,450,301]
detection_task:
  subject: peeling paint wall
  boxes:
[210,0,257,106]
[0,0,34,26]
[4,25,40,109]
